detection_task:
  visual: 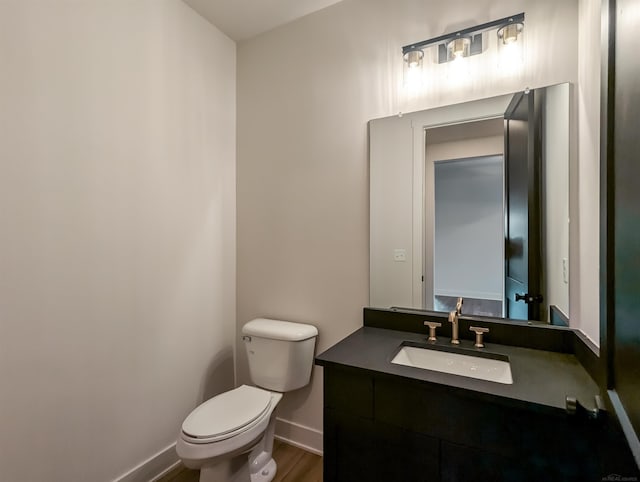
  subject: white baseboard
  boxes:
[114,442,180,482]
[113,420,321,481]
[274,418,323,456]
[150,460,182,482]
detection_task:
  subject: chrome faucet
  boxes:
[448,297,463,345]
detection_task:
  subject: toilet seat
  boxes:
[176,390,283,470]
[181,385,273,444]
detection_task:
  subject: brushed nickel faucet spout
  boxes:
[448,297,463,345]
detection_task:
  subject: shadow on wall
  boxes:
[277,366,319,415]
[199,347,235,403]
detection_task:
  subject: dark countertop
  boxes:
[316,326,601,414]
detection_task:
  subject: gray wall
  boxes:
[0,1,236,480]
[237,0,582,452]
[575,0,601,344]
[544,83,570,318]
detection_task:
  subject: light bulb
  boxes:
[498,22,523,45]
[447,37,470,61]
[403,49,424,69]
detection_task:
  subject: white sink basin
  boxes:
[391,344,513,385]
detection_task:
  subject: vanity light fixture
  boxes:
[403,46,425,86]
[403,47,424,70]
[496,15,525,70]
[402,12,525,66]
[447,36,471,59]
[497,20,524,45]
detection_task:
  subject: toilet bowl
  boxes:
[176,319,318,482]
[176,385,283,482]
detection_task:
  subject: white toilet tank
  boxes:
[242,318,318,392]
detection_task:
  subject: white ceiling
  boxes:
[183,0,345,41]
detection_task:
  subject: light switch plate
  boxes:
[394,249,407,262]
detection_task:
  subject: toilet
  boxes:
[176,318,318,482]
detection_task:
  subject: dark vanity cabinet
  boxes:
[323,364,632,482]
[323,366,439,482]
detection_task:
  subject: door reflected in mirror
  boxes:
[433,153,504,317]
[369,83,570,323]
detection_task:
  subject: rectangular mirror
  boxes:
[370,83,570,324]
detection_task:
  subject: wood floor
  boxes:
[158,439,322,482]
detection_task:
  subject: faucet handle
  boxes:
[424,321,442,341]
[469,326,489,348]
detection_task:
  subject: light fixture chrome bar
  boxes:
[401,12,525,55]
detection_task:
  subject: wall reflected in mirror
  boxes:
[369,83,570,323]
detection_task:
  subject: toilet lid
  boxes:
[182,385,272,439]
